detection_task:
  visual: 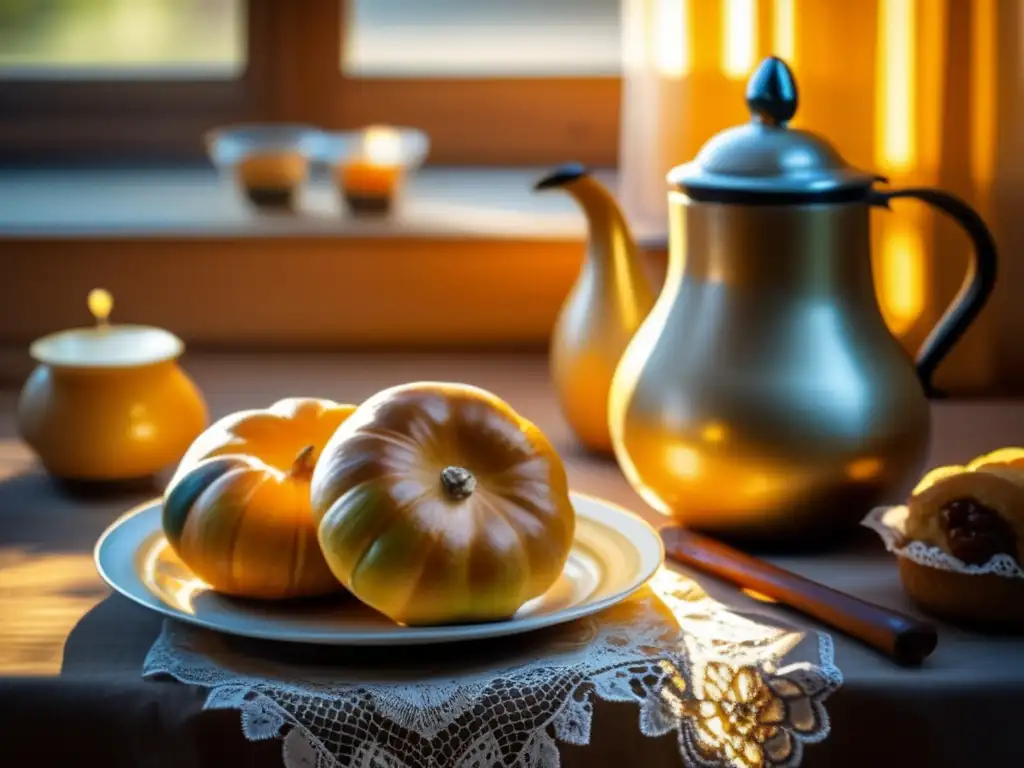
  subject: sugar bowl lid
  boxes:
[668,57,878,203]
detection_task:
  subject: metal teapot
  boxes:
[608,57,997,545]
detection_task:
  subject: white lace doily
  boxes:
[862,505,1024,579]
[144,567,842,768]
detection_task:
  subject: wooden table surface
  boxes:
[1,351,1023,767]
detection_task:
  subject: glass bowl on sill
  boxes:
[313,126,430,216]
[205,124,324,212]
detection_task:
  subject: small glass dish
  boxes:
[206,124,324,211]
[312,126,430,215]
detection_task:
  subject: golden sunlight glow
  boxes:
[875,0,927,336]
[881,505,911,535]
[0,549,108,675]
[612,231,643,330]
[656,0,690,77]
[917,0,946,176]
[912,464,965,495]
[967,447,1024,470]
[130,422,156,440]
[644,574,820,767]
[685,662,789,767]
[362,126,403,166]
[909,448,1024,496]
[621,0,646,72]
[173,579,208,614]
[667,191,688,280]
[875,0,916,174]
[700,422,727,444]
[877,220,926,335]
[971,0,996,187]
[144,538,207,615]
[845,457,883,481]
[667,445,702,479]
[722,0,757,80]
[741,588,777,604]
[648,566,703,601]
[741,472,788,505]
[772,0,796,64]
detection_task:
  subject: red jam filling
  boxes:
[939,497,1017,565]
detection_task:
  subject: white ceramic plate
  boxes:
[94,492,664,646]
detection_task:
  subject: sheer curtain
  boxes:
[619,0,1024,395]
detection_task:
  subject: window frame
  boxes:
[0,0,621,167]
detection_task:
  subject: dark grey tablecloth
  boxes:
[1,352,1022,767]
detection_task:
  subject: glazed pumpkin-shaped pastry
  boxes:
[310,382,576,626]
[967,447,1024,472]
[163,398,356,599]
[911,447,1024,491]
[905,461,1024,566]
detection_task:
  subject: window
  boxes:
[0,0,243,76]
[0,0,622,167]
[344,0,620,77]
[0,0,261,164]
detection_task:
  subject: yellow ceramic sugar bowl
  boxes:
[17,289,209,482]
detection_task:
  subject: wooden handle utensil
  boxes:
[660,525,938,666]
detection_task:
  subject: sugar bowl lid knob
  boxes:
[746,56,798,127]
[88,287,113,328]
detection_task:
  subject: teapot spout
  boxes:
[533,162,655,454]
[533,163,637,250]
[533,162,589,191]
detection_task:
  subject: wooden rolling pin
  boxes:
[660,526,939,666]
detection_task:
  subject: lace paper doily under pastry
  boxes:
[862,505,1024,579]
[144,568,842,768]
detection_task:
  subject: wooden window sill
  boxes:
[0,167,668,354]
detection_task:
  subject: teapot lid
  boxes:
[668,57,879,203]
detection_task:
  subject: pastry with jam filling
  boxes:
[896,449,1024,632]
[905,463,1024,566]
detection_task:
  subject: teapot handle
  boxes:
[869,187,998,398]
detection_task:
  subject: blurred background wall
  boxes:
[2,0,1023,396]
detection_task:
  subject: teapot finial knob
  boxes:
[746,56,798,127]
